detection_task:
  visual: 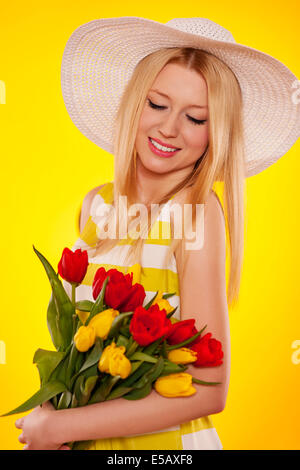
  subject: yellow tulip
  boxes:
[98,342,119,373]
[153,290,174,314]
[167,347,198,364]
[154,373,197,397]
[74,325,96,352]
[98,342,131,379]
[75,309,90,325]
[109,349,132,379]
[88,308,119,340]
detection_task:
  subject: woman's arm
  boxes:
[16,189,229,449]
[172,189,230,410]
[46,380,224,446]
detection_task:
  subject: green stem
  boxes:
[71,283,76,307]
[192,377,221,385]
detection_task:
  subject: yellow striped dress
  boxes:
[63,182,223,450]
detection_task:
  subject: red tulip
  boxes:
[57,248,89,285]
[190,333,224,367]
[129,303,172,346]
[166,319,198,345]
[92,267,146,312]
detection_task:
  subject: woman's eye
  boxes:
[147,98,165,110]
[187,116,207,126]
[147,99,207,126]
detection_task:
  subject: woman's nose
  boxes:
[158,112,179,138]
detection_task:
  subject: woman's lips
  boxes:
[148,137,181,158]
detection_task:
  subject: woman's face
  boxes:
[135,62,209,176]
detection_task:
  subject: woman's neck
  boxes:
[135,158,193,205]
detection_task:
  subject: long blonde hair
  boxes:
[89,47,246,308]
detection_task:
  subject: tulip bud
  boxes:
[88,309,119,340]
[98,342,119,373]
[58,248,89,285]
[98,342,131,379]
[153,290,174,314]
[74,325,96,352]
[167,347,198,364]
[109,349,132,379]
[154,373,197,397]
[75,309,90,325]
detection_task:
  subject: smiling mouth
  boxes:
[148,137,181,158]
[149,137,181,152]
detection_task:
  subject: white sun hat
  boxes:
[61,16,300,177]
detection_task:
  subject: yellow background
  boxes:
[0,0,300,450]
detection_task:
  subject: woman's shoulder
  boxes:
[170,187,224,224]
[172,187,226,267]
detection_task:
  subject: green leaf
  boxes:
[49,344,72,385]
[159,362,187,377]
[105,385,134,401]
[161,340,168,359]
[107,311,133,340]
[166,306,178,319]
[75,300,94,312]
[116,334,129,349]
[119,362,153,388]
[65,343,81,389]
[162,292,176,299]
[192,377,222,386]
[0,381,67,417]
[33,245,75,351]
[126,340,139,357]
[143,291,158,310]
[123,381,152,400]
[70,338,103,388]
[113,357,165,402]
[56,390,72,410]
[33,349,65,386]
[85,277,109,326]
[134,356,165,389]
[129,352,158,363]
[47,293,64,351]
[143,338,163,356]
[104,362,153,401]
[74,376,85,402]
[78,376,98,406]
[88,375,120,404]
[119,325,131,338]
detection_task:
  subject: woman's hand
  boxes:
[15,401,70,450]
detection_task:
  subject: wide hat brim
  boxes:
[61,16,300,177]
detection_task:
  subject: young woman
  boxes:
[14,17,300,450]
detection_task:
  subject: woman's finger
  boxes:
[59,445,71,450]
[22,444,29,450]
[15,418,24,429]
[18,433,26,444]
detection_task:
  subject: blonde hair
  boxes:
[88,47,246,308]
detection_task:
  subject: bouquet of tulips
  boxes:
[1,246,223,449]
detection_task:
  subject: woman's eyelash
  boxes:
[147,99,207,126]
